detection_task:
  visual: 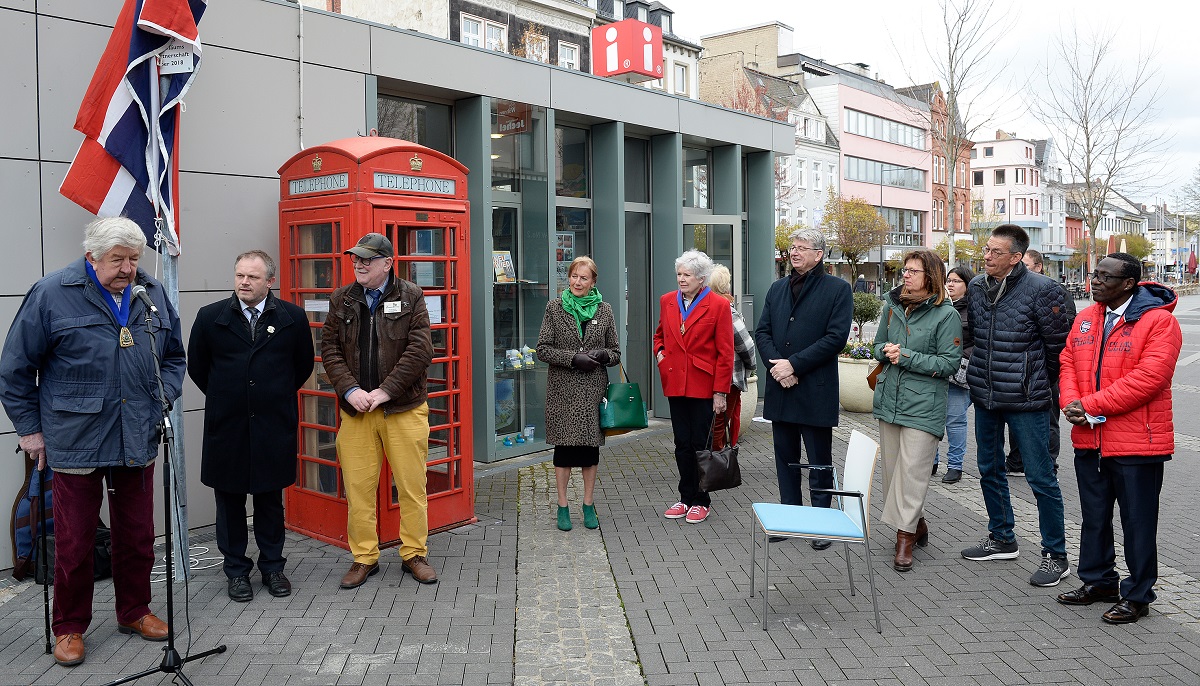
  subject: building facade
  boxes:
[0,0,790,567]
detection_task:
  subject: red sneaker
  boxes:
[685,505,711,523]
[664,502,688,519]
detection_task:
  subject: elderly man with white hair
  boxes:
[754,228,853,549]
[0,217,186,667]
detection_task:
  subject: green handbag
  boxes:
[599,366,648,434]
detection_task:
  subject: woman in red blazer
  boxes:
[653,249,734,524]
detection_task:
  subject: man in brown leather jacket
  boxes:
[321,233,437,588]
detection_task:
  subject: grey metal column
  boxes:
[364,74,378,134]
[454,95,495,461]
[649,133,683,418]
[590,121,626,356]
[746,150,775,398]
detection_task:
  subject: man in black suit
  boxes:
[188,250,315,602]
[754,228,853,550]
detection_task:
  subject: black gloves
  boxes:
[572,352,600,372]
[588,349,611,365]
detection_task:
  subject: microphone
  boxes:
[130,284,158,313]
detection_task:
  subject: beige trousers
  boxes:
[878,420,939,533]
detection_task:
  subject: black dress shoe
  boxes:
[931,463,939,476]
[1056,583,1120,606]
[941,468,962,483]
[263,571,292,598]
[811,539,833,551]
[1102,599,1150,624]
[227,575,253,602]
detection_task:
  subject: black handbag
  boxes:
[697,416,742,492]
[599,365,648,435]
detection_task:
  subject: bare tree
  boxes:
[724,79,797,224]
[922,0,1015,268]
[1031,25,1168,291]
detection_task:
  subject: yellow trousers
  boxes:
[336,404,430,563]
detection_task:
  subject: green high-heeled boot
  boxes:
[557,506,572,531]
[582,503,599,529]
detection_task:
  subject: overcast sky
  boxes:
[675,0,1199,207]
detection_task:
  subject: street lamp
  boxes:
[878,164,923,291]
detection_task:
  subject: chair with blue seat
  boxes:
[750,429,881,632]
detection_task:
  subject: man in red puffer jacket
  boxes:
[1056,253,1181,625]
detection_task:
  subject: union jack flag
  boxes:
[59,0,206,256]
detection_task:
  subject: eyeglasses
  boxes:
[789,245,822,254]
[981,246,1016,257]
[1088,271,1126,283]
[900,268,925,275]
[947,278,965,285]
[350,254,385,265]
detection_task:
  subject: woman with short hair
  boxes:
[653,250,734,524]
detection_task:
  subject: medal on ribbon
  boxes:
[119,327,134,347]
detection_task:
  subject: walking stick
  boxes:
[36,460,51,655]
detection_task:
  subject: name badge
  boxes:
[383,301,405,314]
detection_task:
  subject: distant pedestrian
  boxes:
[754,228,852,551]
[1003,248,1076,474]
[706,265,757,451]
[536,257,621,531]
[934,265,975,484]
[654,250,733,525]
[1056,254,1181,624]
[854,274,869,293]
[871,249,961,571]
[960,225,1073,587]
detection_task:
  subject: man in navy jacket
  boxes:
[754,228,852,549]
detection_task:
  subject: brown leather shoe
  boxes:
[117,613,168,641]
[894,530,917,572]
[53,633,85,666]
[1056,583,1121,606]
[915,517,929,547]
[339,561,379,589]
[401,555,438,584]
[1102,599,1150,624]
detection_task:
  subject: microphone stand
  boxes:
[105,301,225,686]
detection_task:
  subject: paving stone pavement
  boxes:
[3,402,1200,685]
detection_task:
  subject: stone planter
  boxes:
[838,357,876,414]
[741,375,758,427]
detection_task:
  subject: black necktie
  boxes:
[247,307,259,341]
[367,289,381,313]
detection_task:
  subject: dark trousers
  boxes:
[668,396,714,507]
[214,489,286,579]
[1074,451,1164,604]
[52,465,156,636]
[1008,383,1062,465]
[770,421,833,509]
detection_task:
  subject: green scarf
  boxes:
[561,287,602,337]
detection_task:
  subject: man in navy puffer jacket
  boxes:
[960,225,1074,588]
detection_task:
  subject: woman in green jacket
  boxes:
[872,249,962,572]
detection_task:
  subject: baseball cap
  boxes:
[345,233,393,259]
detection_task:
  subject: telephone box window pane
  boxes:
[302,363,334,392]
[426,461,451,495]
[297,258,335,289]
[302,394,338,428]
[302,427,339,461]
[296,223,334,255]
[302,292,330,324]
[431,328,448,355]
[300,460,339,496]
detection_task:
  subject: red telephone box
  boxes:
[277,137,474,549]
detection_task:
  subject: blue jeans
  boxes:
[936,385,971,471]
[974,407,1066,556]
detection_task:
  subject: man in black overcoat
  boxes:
[754,228,852,550]
[188,250,315,602]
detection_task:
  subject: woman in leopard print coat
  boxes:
[536,257,621,531]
